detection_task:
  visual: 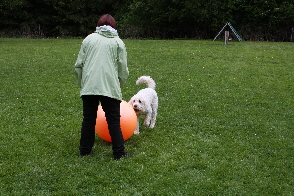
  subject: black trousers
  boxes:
[79,95,125,158]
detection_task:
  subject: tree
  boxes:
[0,0,293,40]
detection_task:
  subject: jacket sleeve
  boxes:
[74,44,84,87]
[117,40,129,88]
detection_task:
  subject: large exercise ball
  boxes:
[95,100,137,142]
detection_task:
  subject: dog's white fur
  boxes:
[128,76,158,134]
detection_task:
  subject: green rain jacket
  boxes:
[74,26,128,100]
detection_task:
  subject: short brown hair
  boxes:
[97,14,116,29]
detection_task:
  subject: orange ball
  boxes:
[95,100,137,142]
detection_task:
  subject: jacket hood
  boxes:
[95,25,118,38]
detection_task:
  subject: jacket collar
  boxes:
[95,25,118,37]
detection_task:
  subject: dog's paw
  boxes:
[149,121,156,128]
[134,130,140,134]
[144,121,150,127]
[134,128,140,134]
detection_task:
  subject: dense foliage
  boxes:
[1,0,293,40]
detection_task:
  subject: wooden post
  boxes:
[225,31,229,45]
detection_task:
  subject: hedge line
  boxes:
[1,0,293,41]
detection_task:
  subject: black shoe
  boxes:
[114,152,130,160]
[79,146,92,157]
[80,152,91,156]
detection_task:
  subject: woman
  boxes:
[74,14,129,160]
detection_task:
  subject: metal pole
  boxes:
[213,22,228,41]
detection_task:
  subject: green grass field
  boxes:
[0,38,293,195]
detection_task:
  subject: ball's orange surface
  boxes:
[95,100,137,142]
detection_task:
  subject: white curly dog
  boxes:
[129,76,158,134]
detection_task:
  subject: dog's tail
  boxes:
[136,76,156,89]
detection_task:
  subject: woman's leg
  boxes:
[79,95,99,156]
[100,96,126,159]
